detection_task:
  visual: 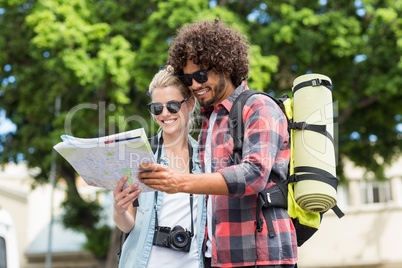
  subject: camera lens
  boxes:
[175,234,186,244]
[170,226,189,248]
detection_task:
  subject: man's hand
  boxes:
[138,163,182,194]
[113,176,141,215]
[139,163,230,195]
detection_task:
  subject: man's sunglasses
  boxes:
[179,67,212,86]
[147,97,189,115]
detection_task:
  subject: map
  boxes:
[54,128,155,192]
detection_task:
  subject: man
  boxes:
[138,18,297,268]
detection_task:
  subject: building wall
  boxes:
[297,206,402,268]
[0,163,65,268]
[0,164,32,268]
[297,158,402,268]
[2,157,402,268]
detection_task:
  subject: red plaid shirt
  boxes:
[199,82,297,267]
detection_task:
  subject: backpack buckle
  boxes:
[311,78,322,87]
[256,219,264,232]
[289,173,297,183]
[290,121,307,130]
[228,118,238,129]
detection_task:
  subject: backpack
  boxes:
[228,75,344,247]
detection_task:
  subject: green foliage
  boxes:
[248,45,279,91]
[245,0,402,180]
[61,190,102,232]
[83,224,112,258]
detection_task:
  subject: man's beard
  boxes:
[199,74,226,108]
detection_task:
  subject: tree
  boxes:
[1,0,401,261]
[242,0,402,179]
[0,0,276,260]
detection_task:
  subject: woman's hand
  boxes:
[113,176,141,215]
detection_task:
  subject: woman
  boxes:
[113,66,206,268]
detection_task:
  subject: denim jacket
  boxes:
[118,133,206,268]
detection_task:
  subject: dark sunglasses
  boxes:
[179,67,212,86]
[147,97,189,115]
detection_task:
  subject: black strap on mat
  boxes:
[291,166,344,218]
[331,204,345,218]
[291,166,339,190]
[293,78,332,95]
[289,122,334,145]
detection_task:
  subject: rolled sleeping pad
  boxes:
[292,74,338,213]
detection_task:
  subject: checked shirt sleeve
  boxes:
[218,94,289,198]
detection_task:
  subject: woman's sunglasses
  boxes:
[179,67,212,86]
[147,97,189,115]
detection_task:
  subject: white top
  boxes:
[204,110,217,258]
[147,192,199,268]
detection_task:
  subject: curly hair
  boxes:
[168,18,249,87]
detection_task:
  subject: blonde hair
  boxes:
[148,66,199,132]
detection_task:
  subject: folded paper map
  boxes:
[54,128,155,192]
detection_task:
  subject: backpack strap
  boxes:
[257,172,288,238]
[331,204,345,218]
[148,134,160,155]
[228,90,274,165]
[117,231,130,263]
[129,134,160,209]
[118,133,166,262]
[228,90,289,240]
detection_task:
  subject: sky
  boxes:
[0,109,17,135]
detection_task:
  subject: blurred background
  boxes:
[0,0,401,267]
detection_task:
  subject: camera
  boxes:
[153,225,192,252]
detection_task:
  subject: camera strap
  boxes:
[153,133,194,236]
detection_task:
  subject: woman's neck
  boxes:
[162,131,190,174]
[162,131,188,150]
